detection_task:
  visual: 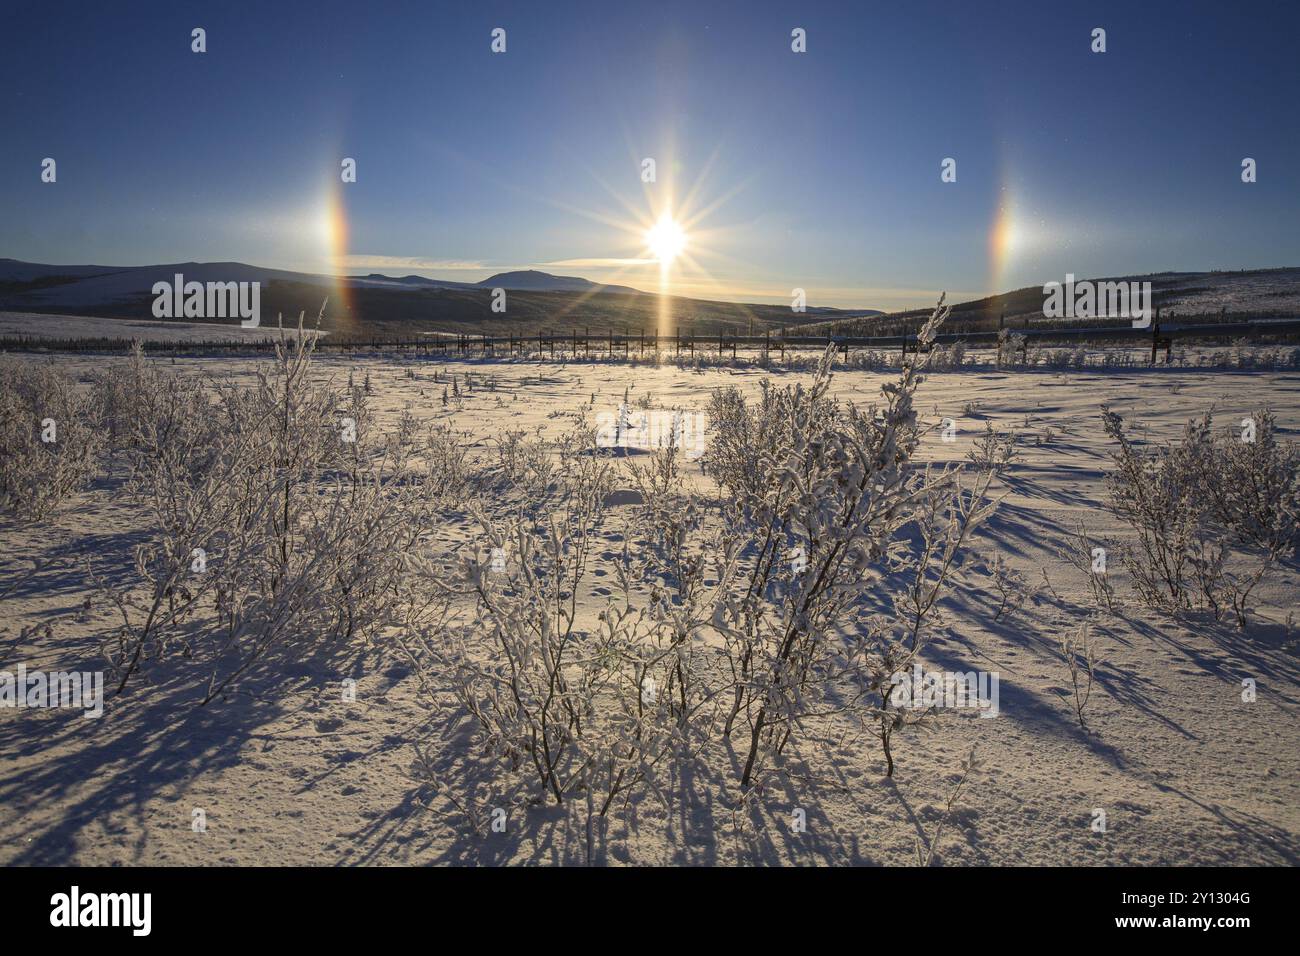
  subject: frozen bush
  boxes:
[491,426,554,499]
[400,438,707,859]
[0,357,105,520]
[1199,410,1300,558]
[1056,519,1119,613]
[915,746,980,865]
[861,465,995,775]
[402,296,992,840]
[709,297,995,785]
[95,318,434,700]
[966,422,1019,473]
[1102,406,1297,626]
[1059,621,1101,730]
[1101,409,1206,611]
[701,371,836,507]
[424,421,476,501]
[89,340,151,445]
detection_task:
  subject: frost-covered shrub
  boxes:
[1057,519,1118,613]
[701,371,836,507]
[999,331,1027,366]
[1198,410,1300,558]
[96,322,433,699]
[856,464,995,776]
[1102,406,1298,626]
[1059,621,1101,730]
[709,297,995,784]
[89,340,151,445]
[1038,346,1090,370]
[926,341,968,371]
[401,296,991,841]
[491,426,554,499]
[1102,409,1212,612]
[399,438,703,858]
[842,348,894,371]
[424,421,476,500]
[0,357,105,520]
[966,422,1019,473]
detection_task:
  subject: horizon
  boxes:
[6,253,1300,317]
[3,1,1300,311]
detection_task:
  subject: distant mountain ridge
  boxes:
[794,266,1300,338]
[476,270,641,295]
[0,258,642,303]
[0,257,876,337]
[354,268,643,294]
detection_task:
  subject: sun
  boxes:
[645,213,687,265]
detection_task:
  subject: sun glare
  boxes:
[645,213,687,265]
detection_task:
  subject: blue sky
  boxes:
[2,0,1298,309]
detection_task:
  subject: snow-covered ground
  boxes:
[1155,269,1300,316]
[1,350,1297,865]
